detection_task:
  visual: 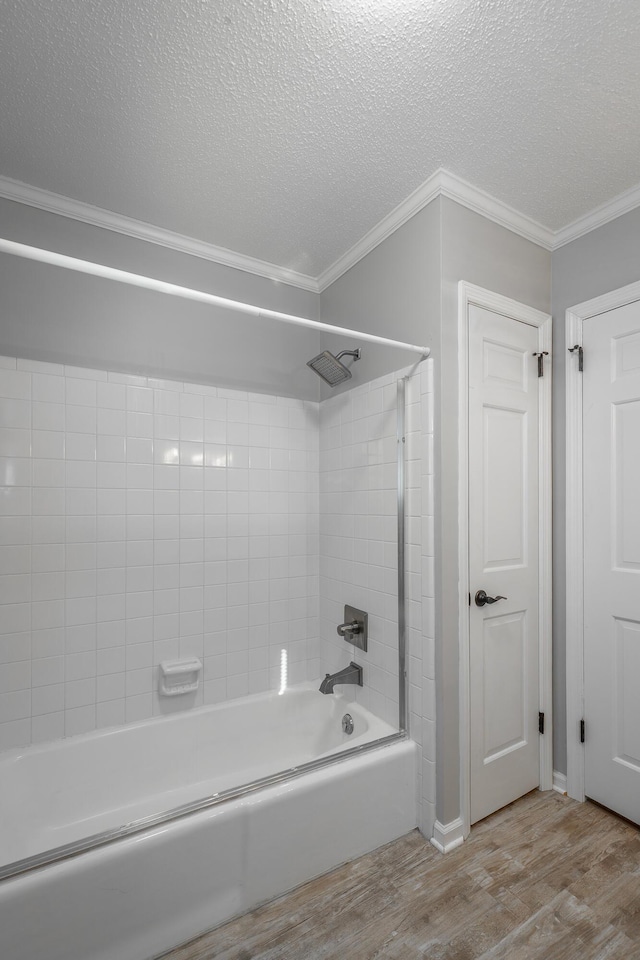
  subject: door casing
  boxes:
[458,281,553,839]
[565,279,640,802]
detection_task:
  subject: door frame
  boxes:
[458,281,553,838]
[565,279,640,802]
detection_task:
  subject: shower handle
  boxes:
[337,620,362,638]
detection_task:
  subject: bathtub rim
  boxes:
[0,729,406,884]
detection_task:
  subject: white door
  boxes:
[583,300,640,825]
[468,304,542,824]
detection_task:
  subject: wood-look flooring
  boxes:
[160,791,640,959]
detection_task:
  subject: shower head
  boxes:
[306,348,361,387]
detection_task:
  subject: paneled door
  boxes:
[583,300,640,825]
[468,304,542,824]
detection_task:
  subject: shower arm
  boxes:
[0,238,430,360]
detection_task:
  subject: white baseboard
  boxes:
[430,817,465,854]
[553,770,568,795]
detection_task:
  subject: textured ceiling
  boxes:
[1,0,640,277]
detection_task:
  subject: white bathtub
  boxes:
[0,684,417,960]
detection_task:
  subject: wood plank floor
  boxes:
[160,791,640,960]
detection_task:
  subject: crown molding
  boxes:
[317,169,444,291]
[317,168,555,291]
[552,180,640,250]
[5,170,640,296]
[437,170,555,251]
[0,175,319,294]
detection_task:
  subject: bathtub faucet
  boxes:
[319,661,363,694]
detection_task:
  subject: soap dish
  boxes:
[158,658,202,697]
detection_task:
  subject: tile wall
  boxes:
[318,362,435,833]
[0,357,320,749]
[0,354,434,839]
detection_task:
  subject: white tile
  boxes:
[97,408,126,436]
[97,488,126,515]
[0,398,30,430]
[180,417,204,442]
[65,678,95,709]
[65,624,95,654]
[180,441,204,466]
[66,432,96,461]
[0,631,31,663]
[65,460,97,488]
[32,430,64,460]
[0,370,30,400]
[96,619,126,648]
[65,597,96,627]
[154,389,181,417]
[204,419,227,444]
[65,516,97,544]
[127,385,153,413]
[33,458,64,488]
[125,693,152,723]
[0,660,31,692]
[65,704,96,737]
[66,569,97,599]
[180,392,203,419]
[97,672,125,701]
[97,381,126,410]
[0,487,31,517]
[97,699,125,728]
[108,371,146,386]
[65,365,107,382]
[127,411,153,438]
[66,378,97,406]
[96,515,125,541]
[96,593,125,622]
[97,567,125,596]
[127,437,153,463]
[97,434,126,462]
[97,646,126,676]
[0,456,31,486]
[154,439,180,466]
[31,682,64,716]
[97,461,126,488]
[32,598,64,630]
[32,401,63,433]
[66,404,96,434]
[154,414,180,440]
[0,428,30,458]
[31,571,64,602]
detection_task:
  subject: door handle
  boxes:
[475,590,507,607]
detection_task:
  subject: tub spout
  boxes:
[319,662,363,694]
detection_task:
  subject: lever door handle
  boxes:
[475,590,507,607]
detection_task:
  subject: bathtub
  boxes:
[0,684,417,960]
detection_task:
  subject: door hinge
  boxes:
[538,711,545,735]
[580,719,585,743]
[569,344,584,372]
[533,351,549,377]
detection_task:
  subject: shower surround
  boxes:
[0,356,320,748]
[0,355,435,956]
[0,355,435,828]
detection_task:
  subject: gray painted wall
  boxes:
[320,196,552,828]
[319,199,441,384]
[438,198,551,825]
[551,206,640,775]
[0,199,321,399]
